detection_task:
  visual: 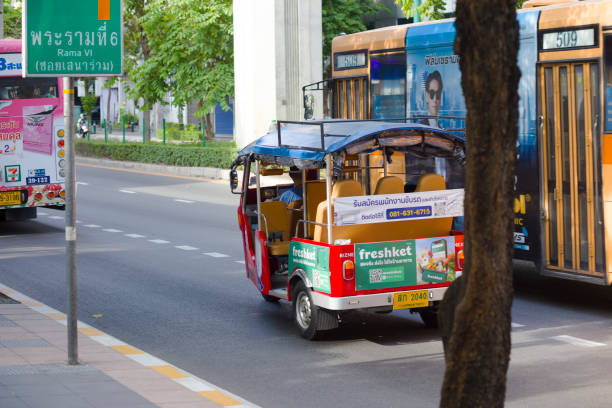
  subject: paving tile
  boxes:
[16,319,66,331]
[0,315,17,327]
[1,339,52,348]
[5,382,72,397]
[20,394,95,408]
[82,390,158,408]
[0,397,30,408]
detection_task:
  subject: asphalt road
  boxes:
[2,162,612,407]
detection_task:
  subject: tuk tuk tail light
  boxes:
[34,192,43,201]
[343,260,355,281]
[47,191,55,200]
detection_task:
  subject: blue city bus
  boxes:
[323,0,612,284]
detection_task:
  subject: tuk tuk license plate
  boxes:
[393,290,429,310]
[0,191,22,206]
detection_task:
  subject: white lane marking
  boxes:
[125,233,145,238]
[203,252,229,258]
[553,335,605,348]
[103,228,123,233]
[0,235,17,239]
[49,215,63,220]
[149,239,170,244]
[76,181,89,186]
[174,377,214,392]
[512,322,525,328]
[38,211,48,216]
[126,353,168,367]
[174,199,194,204]
[84,224,101,228]
[119,189,136,194]
[176,245,198,251]
[235,260,245,264]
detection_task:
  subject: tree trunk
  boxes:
[439,1,520,407]
[143,108,151,142]
[204,111,214,140]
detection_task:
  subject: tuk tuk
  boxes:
[230,120,465,339]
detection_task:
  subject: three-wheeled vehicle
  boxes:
[230,120,466,339]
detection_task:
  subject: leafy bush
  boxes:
[156,122,202,142]
[76,140,237,169]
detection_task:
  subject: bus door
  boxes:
[334,76,368,119]
[539,61,605,278]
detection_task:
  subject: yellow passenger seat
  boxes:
[259,201,291,255]
[305,180,327,238]
[374,176,404,195]
[313,180,362,242]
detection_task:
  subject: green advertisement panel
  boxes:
[355,241,417,290]
[288,242,331,294]
[24,0,122,76]
[356,237,457,290]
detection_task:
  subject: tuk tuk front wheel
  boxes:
[292,281,320,340]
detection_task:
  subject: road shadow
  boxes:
[0,219,64,236]
[513,260,612,317]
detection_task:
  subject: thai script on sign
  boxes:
[30,23,118,48]
[0,132,22,141]
[334,189,464,226]
[35,60,115,73]
[425,53,459,66]
[0,120,20,130]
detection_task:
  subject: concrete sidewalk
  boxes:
[0,286,257,408]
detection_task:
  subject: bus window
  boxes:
[605,36,612,131]
[370,52,406,119]
[0,77,58,100]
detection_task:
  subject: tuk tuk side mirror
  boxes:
[230,169,240,193]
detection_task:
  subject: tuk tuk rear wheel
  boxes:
[292,281,320,340]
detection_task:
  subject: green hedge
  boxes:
[76,140,237,169]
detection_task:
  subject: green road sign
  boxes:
[23,0,122,77]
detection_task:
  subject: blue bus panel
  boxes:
[404,10,540,262]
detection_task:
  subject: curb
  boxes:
[0,283,261,408]
[76,156,232,181]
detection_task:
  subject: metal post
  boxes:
[93,121,96,134]
[122,117,125,144]
[163,119,166,145]
[87,119,90,142]
[142,116,145,144]
[63,77,78,365]
[414,0,421,23]
[202,120,205,147]
[104,119,107,143]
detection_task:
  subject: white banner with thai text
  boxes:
[333,189,464,226]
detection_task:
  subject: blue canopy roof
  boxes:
[236,120,465,165]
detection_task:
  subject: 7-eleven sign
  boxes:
[4,165,21,182]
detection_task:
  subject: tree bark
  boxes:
[439,1,520,407]
[204,111,214,140]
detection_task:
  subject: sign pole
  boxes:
[63,77,78,365]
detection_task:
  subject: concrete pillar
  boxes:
[234,0,322,148]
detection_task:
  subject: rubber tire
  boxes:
[261,293,280,303]
[292,281,320,340]
[418,308,439,329]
